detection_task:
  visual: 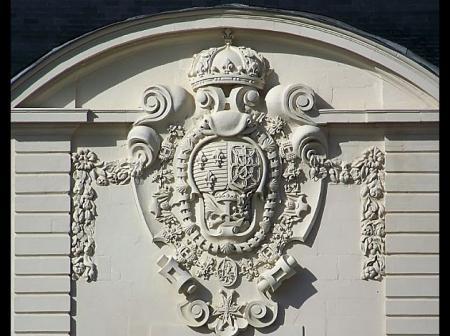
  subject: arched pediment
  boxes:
[11,7,439,336]
[11,6,438,110]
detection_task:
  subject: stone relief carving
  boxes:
[71,149,133,281]
[304,146,386,280]
[69,29,385,334]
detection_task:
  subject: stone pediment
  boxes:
[11,7,439,336]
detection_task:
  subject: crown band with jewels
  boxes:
[214,190,240,202]
[188,29,270,91]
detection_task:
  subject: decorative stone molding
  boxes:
[266,84,316,125]
[71,149,133,281]
[127,30,331,335]
[138,85,190,124]
[71,124,162,282]
[127,125,161,177]
[306,146,386,280]
[69,29,386,334]
[188,28,270,91]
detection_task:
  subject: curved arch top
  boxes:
[11,6,439,107]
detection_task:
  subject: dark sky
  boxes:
[11,1,439,76]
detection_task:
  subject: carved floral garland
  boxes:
[71,149,131,281]
[308,146,386,280]
[70,140,385,282]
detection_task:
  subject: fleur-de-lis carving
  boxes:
[205,170,217,190]
[214,149,226,167]
[196,151,208,169]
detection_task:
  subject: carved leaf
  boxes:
[360,166,368,181]
[352,157,366,168]
[377,202,385,219]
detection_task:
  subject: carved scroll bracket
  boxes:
[127,125,161,177]
[137,85,191,124]
[266,83,316,125]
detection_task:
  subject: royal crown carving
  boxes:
[70,29,385,335]
[188,29,270,90]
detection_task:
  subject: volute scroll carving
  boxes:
[127,125,161,177]
[266,84,317,125]
[69,28,385,335]
[137,85,190,124]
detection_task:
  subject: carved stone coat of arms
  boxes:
[71,29,386,336]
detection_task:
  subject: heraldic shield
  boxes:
[125,30,333,336]
[191,139,264,240]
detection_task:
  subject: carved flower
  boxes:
[361,223,374,236]
[363,147,384,170]
[105,162,131,185]
[71,240,84,256]
[339,162,352,183]
[361,235,384,255]
[350,167,361,183]
[239,259,259,281]
[362,256,384,280]
[210,289,246,334]
[96,175,108,186]
[72,262,86,277]
[161,224,183,244]
[167,124,185,137]
[195,257,216,280]
[362,264,380,280]
[351,147,385,183]
[368,179,383,198]
[374,222,385,237]
[265,116,286,136]
[72,149,99,171]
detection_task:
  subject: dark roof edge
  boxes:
[220,5,440,75]
[11,4,439,84]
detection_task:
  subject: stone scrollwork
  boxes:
[244,299,278,329]
[127,125,161,177]
[70,29,386,334]
[266,84,316,125]
[178,299,211,327]
[138,85,190,124]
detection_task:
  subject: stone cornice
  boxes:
[11,108,439,124]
